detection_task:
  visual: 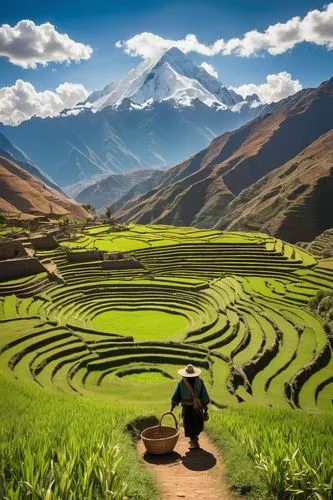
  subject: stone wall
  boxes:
[102,258,144,269]
[0,239,27,260]
[0,257,45,279]
[30,234,58,250]
[67,250,102,262]
[104,252,125,260]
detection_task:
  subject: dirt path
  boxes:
[137,431,231,499]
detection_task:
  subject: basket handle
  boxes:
[159,411,178,429]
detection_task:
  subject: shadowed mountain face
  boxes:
[0,156,90,220]
[112,77,333,241]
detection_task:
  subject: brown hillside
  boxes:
[113,77,333,235]
[216,130,333,242]
[0,156,90,220]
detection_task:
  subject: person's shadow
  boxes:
[182,448,216,471]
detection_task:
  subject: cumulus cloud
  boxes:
[200,62,218,78]
[0,20,92,68]
[0,80,89,125]
[116,3,333,59]
[116,32,223,59]
[232,72,302,104]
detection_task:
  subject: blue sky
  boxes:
[1,0,332,94]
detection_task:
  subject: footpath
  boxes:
[137,431,231,499]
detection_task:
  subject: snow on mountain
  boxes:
[88,47,243,110]
[1,48,262,189]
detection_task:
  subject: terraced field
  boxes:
[0,224,332,412]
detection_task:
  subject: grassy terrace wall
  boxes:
[0,224,332,498]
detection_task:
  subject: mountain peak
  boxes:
[159,46,186,59]
[157,46,188,65]
[88,48,243,111]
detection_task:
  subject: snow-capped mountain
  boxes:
[87,47,243,110]
[1,48,263,189]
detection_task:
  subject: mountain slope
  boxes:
[112,77,333,236]
[0,131,60,192]
[216,129,333,242]
[0,156,90,219]
[0,113,143,186]
[109,112,264,216]
[76,169,155,210]
[298,228,333,257]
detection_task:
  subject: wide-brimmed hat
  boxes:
[178,364,201,378]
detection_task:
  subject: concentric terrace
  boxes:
[0,224,332,411]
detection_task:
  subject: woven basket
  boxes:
[141,412,180,455]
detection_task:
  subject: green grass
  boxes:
[208,406,333,499]
[120,371,172,384]
[0,372,156,500]
[91,309,190,341]
[62,224,276,254]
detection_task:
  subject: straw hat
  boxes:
[178,364,201,378]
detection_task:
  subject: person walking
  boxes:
[170,364,210,449]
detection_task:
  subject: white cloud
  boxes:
[0,80,89,125]
[232,72,302,104]
[116,32,223,59]
[0,20,92,68]
[116,3,333,59]
[200,62,218,78]
[56,82,89,108]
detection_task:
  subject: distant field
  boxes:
[1,224,332,498]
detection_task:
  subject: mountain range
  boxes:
[0,48,260,189]
[110,77,333,242]
[0,47,331,242]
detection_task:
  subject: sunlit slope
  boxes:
[0,224,332,411]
